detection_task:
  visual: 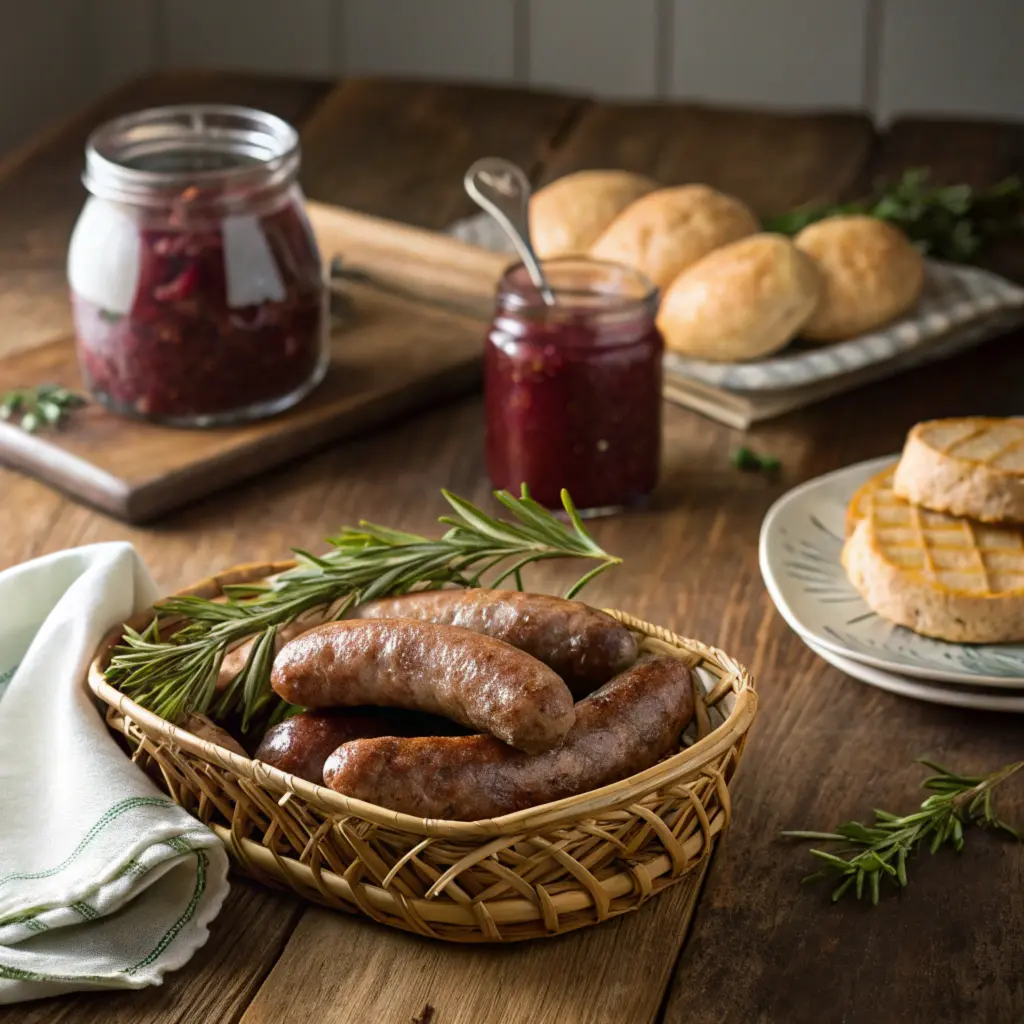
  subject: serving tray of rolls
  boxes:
[452,172,1024,427]
[89,567,756,943]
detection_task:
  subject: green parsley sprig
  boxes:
[763,168,1024,263]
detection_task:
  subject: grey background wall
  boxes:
[2,1,1021,154]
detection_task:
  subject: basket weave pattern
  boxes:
[89,563,757,943]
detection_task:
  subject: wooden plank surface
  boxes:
[3,73,1024,1024]
[537,101,875,214]
[298,78,586,229]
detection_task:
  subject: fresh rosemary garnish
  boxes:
[763,168,1024,263]
[0,384,86,433]
[731,446,781,475]
[106,486,621,733]
[783,758,1023,904]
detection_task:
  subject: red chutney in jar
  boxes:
[67,105,327,426]
[485,259,663,512]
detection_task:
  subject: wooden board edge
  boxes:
[121,359,482,523]
[0,421,131,516]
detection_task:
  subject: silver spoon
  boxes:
[464,157,556,306]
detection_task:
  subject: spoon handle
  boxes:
[464,157,556,305]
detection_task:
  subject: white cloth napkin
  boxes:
[0,543,229,1004]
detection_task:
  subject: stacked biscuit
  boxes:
[529,170,925,362]
[842,417,1024,643]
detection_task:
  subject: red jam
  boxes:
[485,259,663,512]
[70,198,324,421]
[68,105,327,426]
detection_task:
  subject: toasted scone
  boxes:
[893,417,1024,524]
[842,467,1024,643]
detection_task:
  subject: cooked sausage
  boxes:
[270,618,576,754]
[254,708,466,783]
[323,654,695,820]
[353,589,637,698]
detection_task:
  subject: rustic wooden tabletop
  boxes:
[1,72,1023,1024]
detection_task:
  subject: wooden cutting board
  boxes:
[0,203,509,522]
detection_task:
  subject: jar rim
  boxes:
[497,257,659,316]
[83,104,300,204]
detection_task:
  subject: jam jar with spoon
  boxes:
[466,158,663,515]
[67,105,328,426]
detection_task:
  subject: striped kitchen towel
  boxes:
[0,543,229,1004]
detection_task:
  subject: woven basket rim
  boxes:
[88,560,758,840]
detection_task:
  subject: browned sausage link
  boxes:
[270,619,576,754]
[323,655,695,820]
[254,708,467,783]
[353,589,638,698]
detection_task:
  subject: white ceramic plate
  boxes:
[759,456,1024,686]
[805,637,1024,713]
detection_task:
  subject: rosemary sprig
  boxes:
[105,485,621,733]
[783,758,1023,904]
[1,384,85,433]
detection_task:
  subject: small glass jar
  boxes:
[67,105,327,426]
[485,258,663,514]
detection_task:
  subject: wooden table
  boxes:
[2,72,1023,1024]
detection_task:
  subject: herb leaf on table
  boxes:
[782,758,1023,904]
[105,486,622,733]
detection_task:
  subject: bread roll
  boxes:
[589,185,759,291]
[530,170,658,259]
[656,234,821,362]
[795,215,925,341]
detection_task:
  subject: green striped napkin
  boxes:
[0,544,229,1004]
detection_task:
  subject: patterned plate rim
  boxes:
[759,456,1024,686]
[804,637,1024,713]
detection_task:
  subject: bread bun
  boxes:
[530,170,658,259]
[795,215,925,341]
[589,185,759,291]
[656,234,821,362]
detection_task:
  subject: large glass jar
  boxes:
[485,258,663,514]
[67,105,327,426]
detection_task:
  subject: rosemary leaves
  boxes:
[783,758,1023,904]
[105,486,622,733]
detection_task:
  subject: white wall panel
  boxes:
[527,0,660,98]
[338,0,516,81]
[0,0,89,154]
[670,0,870,110]
[876,0,1024,123]
[89,0,161,94]
[162,0,333,77]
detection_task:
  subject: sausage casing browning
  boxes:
[270,618,575,754]
[323,654,695,820]
[254,708,465,783]
[353,589,637,697]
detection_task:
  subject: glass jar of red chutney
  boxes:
[485,258,663,514]
[67,105,327,426]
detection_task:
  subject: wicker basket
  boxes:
[88,561,757,943]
